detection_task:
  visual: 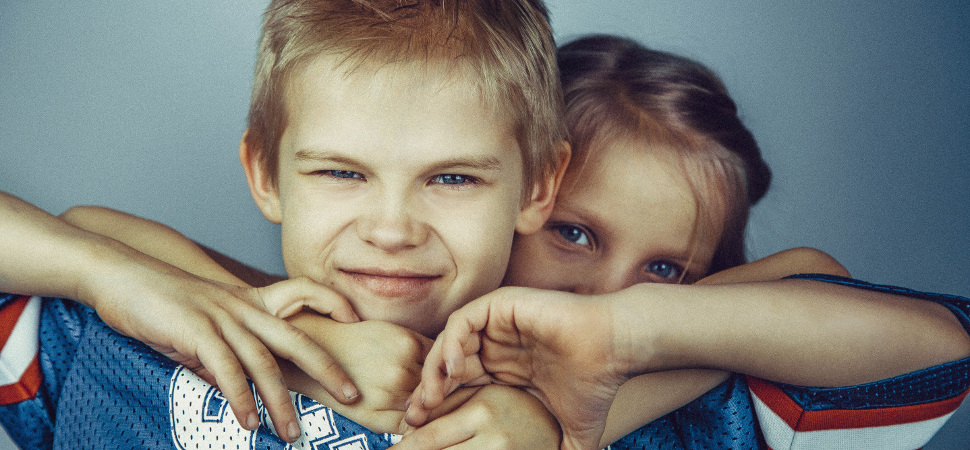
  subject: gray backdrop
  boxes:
[1,1,967,448]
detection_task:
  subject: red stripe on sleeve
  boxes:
[748,376,969,431]
[0,353,42,405]
[0,295,31,346]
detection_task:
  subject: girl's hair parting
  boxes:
[557,34,772,275]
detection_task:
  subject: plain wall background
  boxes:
[1,1,967,448]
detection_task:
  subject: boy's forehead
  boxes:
[280,54,523,169]
[288,54,491,110]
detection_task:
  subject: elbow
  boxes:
[59,205,109,226]
[786,247,851,278]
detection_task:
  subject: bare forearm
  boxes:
[61,205,247,287]
[599,369,728,447]
[0,192,132,304]
[614,279,970,386]
[697,247,849,285]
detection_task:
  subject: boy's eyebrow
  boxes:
[425,156,504,172]
[294,150,358,165]
[294,149,504,172]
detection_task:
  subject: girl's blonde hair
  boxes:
[558,35,772,276]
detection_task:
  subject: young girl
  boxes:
[404,35,970,449]
[37,35,970,449]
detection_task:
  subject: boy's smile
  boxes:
[244,55,538,336]
[340,267,440,299]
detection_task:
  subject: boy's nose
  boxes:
[356,191,428,252]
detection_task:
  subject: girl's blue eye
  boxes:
[432,174,473,185]
[647,260,683,281]
[553,224,591,247]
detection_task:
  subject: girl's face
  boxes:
[504,139,722,293]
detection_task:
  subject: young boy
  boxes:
[0,0,570,447]
[5,2,968,449]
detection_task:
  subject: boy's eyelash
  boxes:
[430,174,480,186]
[312,170,365,180]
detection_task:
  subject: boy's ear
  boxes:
[516,141,571,235]
[239,129,283,224]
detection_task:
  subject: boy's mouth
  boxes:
[340,268,441,298]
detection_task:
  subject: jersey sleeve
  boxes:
[1,294,42,406]
[1,292,95,449]
[749,274,970,449]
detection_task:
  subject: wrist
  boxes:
[73,233,167,314]
[70,234,127,309]
[604,286,660,377]
[605,283,704,376]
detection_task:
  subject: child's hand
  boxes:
[395,384,561,449]
[83,259,362,443]
[284,316,433,433]
[404,286,627,450]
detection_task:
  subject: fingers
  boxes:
[395,408,474,450]
[239,306,361,406]
[218,320,305,441]
[191,298,358,443]
[405,303,494,427]
[193,339,264,431]
[257,277,360,323]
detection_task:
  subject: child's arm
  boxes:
[597,247,849,445]
[0,192,361,443]
[409,264,970,449]
[59,205,259,287]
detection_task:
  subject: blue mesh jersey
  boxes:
[1,274,969,449]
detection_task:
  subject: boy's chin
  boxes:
[351,300,447,337]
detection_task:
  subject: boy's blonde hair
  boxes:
[246,0,565,194]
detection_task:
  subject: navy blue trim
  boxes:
[777,274,970,410]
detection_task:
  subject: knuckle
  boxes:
[248,347,281,373]
[387,335,422,357]
[278,322,313,345]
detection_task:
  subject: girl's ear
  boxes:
[516,141,571,235]
[239,129,282,224]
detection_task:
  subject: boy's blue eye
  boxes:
[432,174,473,185]
[647,260,683,281]
[553,224,591,247]
[323,170,363,179]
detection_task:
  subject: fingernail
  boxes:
[247,412,260,430]
[288,421,302,442]
[343,383,359,401]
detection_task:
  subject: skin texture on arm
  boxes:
[408,252,970,449]
[597,247,850,445]
[60,205,252,287]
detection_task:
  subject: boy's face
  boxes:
[245,56,548,336]
[504,139,720,293]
